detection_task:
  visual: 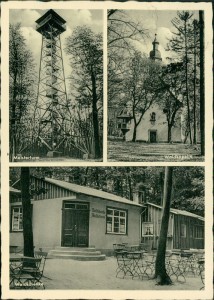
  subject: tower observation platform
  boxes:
[36,9,66,37]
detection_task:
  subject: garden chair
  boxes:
[115,250,133,279]
[34,250,48,285]
[10,257,42,289]
[198,259,205,290]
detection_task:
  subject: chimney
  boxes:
[106,178,114,192]
[133,183,147,204]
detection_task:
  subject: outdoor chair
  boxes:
[34,250,48,286]
[143,253,156,278]
[167,253,186,283]
[181,252,198,277]
[128,252,149,280]
[10,257,42,289]
[115,250,133,279]
[198,259,205,290]
[10,258,23,288]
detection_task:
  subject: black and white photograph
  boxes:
[1,1,213,299]
[108,10,205,162]
[9,8,103,162]
[9,166,205,290]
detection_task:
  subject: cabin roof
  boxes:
[146,202,204,221]
[9,186,21,194]
[44,177,142,207]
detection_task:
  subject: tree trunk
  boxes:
[199,11,205,156]
[184,19,192,144]
[193,21,197,144]
[154,167,173,285]
[11,74,18,161]
[21,167,34,257]
[167,124,172,143]
[132,124,137,142]
[91,70,101,159]
[126,167,133,200]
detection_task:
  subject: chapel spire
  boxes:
[149,34,162,61]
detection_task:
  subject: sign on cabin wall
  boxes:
[142,222,154,236]
[91,207,105,219]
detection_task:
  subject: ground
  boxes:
[42,257,203,290]
[12,157,103,162]
[108,140,203,162]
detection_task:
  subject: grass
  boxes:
[108,140,204,162]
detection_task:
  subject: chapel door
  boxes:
[62,202,89,247]
[150,131,157,143]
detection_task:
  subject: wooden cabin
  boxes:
[141,202,204,250]
[10,178,204,254]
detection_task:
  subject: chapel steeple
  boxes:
[149,34,162,61]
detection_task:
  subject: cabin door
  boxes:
[62,202,89,247]
[149,130,157,143]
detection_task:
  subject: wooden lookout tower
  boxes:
[34,9,69,157]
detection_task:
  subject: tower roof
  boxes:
[36,9,66,35]
[36,9,66,25]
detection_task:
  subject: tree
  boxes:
[9,23,36,161]
[123,51,161,141]
[21,167,34,257]
[166,11,201,145]
[172,167,204,216]
[108,10,148,113]
[155,167,173,285]
[199,11,205,155]
[65,26,103,159]
[158,63,184,143]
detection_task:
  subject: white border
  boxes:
[1,1,213,299]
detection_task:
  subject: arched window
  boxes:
[150,112,156,121]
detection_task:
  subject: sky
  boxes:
[123,10,199,63]
[9,9,103,79]
[9,9,199,81]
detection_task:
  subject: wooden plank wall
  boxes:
[173,214,204,249]
[31,177,75,200]
[141,205,173,250]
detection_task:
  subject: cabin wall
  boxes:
[77,194,141,253]
[173,214,204,249]
[10,193,141,254]
[32,197,75,250]
[141,205,174,250]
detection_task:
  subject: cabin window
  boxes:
[194,225,204,239]
[106,207,127,234]
[11,206,23,231]
[181,224,186,237]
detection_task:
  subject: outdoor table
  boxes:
[128,245,141,251]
